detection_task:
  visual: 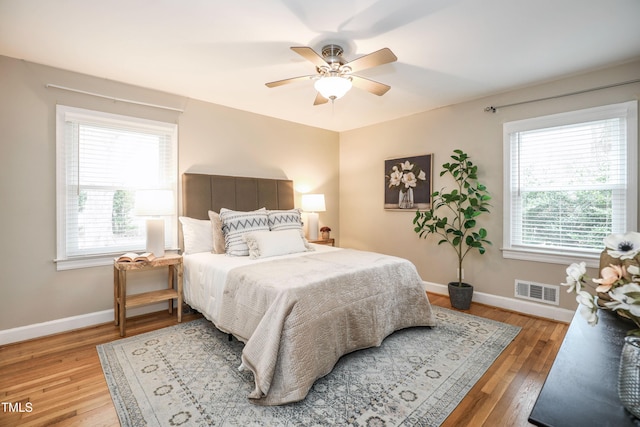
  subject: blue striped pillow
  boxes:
[219,208,269,256]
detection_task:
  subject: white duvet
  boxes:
[183,243,337,336]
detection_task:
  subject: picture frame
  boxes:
[384,154,433,210]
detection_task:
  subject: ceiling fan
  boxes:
[265,44,397,105]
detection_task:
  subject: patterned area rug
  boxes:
[97,306,520,426]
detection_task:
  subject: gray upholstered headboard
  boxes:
[182,173,294,219]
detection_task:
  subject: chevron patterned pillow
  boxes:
[267,208,303,232]
[219,208,269,256]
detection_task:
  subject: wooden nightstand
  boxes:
[113,253,183,337]
[309,238,335,246]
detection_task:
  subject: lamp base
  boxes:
[146,218,165,257]
[307,212,319,240]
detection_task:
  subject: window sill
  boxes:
[501,247,600,268]
[55,255,119,271]
[55,248,181,271]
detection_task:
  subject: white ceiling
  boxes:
[1,0,640,132]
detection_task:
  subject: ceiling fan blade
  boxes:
[313,92,329,105]
[291,46,328,68]
[351,75,391,96]
[265,75,314,88]
[346,48,397,73]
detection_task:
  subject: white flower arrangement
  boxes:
[561,232,640,335]
[386,160,427,193]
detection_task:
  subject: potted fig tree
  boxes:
[413,149,491,309]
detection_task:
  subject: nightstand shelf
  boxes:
[124,289,179,308]
[113,253,183,337]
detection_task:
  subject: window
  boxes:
[56,106,178,270]
[503,101,637,266]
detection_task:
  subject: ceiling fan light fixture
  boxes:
[266,44,396,105]
[314,76,352,100]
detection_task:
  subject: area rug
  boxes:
[97,306,520,426]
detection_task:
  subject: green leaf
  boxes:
[411,149,490,258]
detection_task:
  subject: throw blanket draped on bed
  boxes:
[216,249,435,405]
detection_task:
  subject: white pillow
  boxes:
[243,229,310,259]
[179,216,213,255]
[219,208,269,256]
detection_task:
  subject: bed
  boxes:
[180,173,436,405]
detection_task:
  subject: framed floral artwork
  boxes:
[384,154,433,210]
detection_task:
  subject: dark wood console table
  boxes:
[529,309,640,426]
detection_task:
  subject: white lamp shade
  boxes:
[135,189,174,216]
[301,194,326,212]
[314,76,352,100]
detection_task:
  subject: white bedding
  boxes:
[183,243,337,336]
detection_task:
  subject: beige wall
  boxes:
[339,58,640,312]
[2,53,639,334]
[0,56,339,331]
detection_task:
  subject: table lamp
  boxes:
[301,194,326,240]
[135,189,174,257]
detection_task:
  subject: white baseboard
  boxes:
[0,303,167,346]
[423,281,575,323]
[1,285,575,346]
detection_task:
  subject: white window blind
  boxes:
[56,105,178,270]
[503,101,637,266]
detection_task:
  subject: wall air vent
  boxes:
[514,280,560,305]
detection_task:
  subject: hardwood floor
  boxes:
[0,294,568,427]
[429,294,568,427]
